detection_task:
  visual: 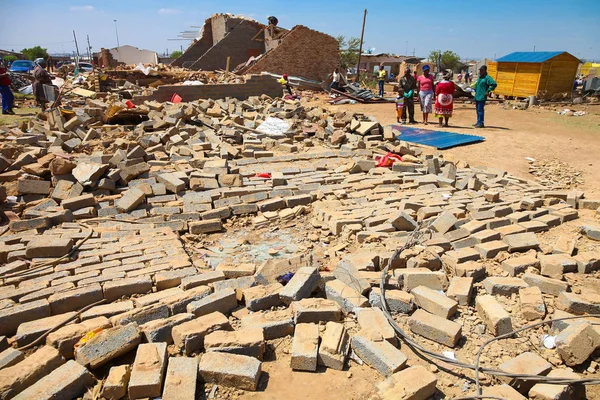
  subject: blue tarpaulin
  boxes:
[391,125,485,149]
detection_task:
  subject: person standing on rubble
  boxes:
[32,60,53,109]
[377,64,387,97]
[278,73,293,96]
[331,68,341,91]
[0,59,15,115]
[417,64,434,125]
[473,65,496,128]
[398,68,417,124]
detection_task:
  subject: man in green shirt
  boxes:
[473,65,497,128]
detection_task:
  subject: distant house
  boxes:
[487,51,580,98]
[359,54,410,77]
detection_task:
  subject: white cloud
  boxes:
[158,8,182,15]
[70,5,94,11]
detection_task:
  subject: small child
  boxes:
[395,89,405,123]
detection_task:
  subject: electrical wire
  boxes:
[376,224,600,395]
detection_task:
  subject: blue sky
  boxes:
[1,0,599,61]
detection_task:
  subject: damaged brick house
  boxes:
[172,13,339,82]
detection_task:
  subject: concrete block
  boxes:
[0,299,51,336]
[389,211,418,231]
[128,342,168,399]
[430,211,457,234]
[476,294,512,336]
[279,267,321,304]
[172,311,232,354]
[557,292,600,315]
[204,328,265,359]
[408,309,461,347]
[368,287,414,314]
[523,273,569,296]
[198,352,262,391]
[101,365,130,400]
[242,283,283,311]
[162,357,198,400]
[483,277,528,296]
[481,385,527,400]
[333,259,371,294]
[503,232,539,252]
[0,346,65,399]
[240,310,294,340]
[379,365,437,400]
[356,307,397,345]
[501,255,540,276]
[539,254,578,278]
[291,298,342,324]
[25,237,73,258]
[180,271,225,289]
[519,287,546,321]
[529,369,586,400]
[48,284,103,315]
[317,322,349,370]
[75,323,141,369]
[80,301,134,321]
[160,286,213,315]
[351,334,407,377]
[325,279,369,314]
[140,313,194,344]
[498,352,551,393]
[215,262,256,279]
[189,219,222,234]
[446,277,473,305]
[411,285,457,318]
[474,240,509,258]
[15,311,77,347]
[115,187,145,212]
[103,277,153,302]
[396,269,449,292]
[0,348,24,370]
[291,323,319,371]
[47,316,111,359]
[186,288,238,317]
[12,360,95,400]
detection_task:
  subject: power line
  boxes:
[0,40,75,47]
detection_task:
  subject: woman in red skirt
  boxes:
[435,70,455,127]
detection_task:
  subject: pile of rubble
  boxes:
[0,92,599,399]
[528,158,585,189]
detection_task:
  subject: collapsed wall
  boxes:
[171,18,213,68]
[245,26,339,81]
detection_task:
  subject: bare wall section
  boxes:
[245,26,339,81]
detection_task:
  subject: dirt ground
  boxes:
[324,98,600,198]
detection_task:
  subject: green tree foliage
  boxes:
[337,35,362,69]
[428,49,461,71]
[170,50,182,58]
[3,55,18,64]
[21,46,49,61]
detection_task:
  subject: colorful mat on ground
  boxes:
[391,125,485,149]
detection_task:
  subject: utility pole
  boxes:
[86,34,92,62]
[114,20,120,47]
[533,45,536,52]
[73,30,81,69]
[405,41,408,57]
[356,9,367,82]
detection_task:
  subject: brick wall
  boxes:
[245,26,339,81]
[132,74,282,103]
[171,18,213,68]
[189,21,265,72]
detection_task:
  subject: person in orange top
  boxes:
[434,70,455,127]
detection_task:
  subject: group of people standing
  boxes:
[396,64,496,128]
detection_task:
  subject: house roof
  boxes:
[496,51,566,63]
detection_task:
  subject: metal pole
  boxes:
[356,9,367,82]
[405,41,408,56]
[73,30,81,69]
[114,20,120,47]
[86,35,91,62]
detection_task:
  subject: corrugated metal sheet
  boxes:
[496,51,566,63]
[495,52,564,63]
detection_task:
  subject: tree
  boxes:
[337,35,362,70]
[3,55,17,64]
[21,46,49,61]
[428,49,461,71]
[170,50,182,58]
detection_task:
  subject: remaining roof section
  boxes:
[496,51,565,63]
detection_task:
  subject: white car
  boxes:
[77,62,94,72]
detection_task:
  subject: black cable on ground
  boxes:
[376,225,600,395]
